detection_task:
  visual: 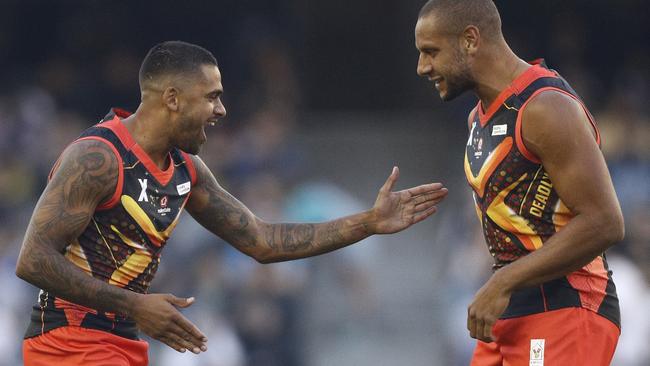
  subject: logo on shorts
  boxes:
[530,339,545,366]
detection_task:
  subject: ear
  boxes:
[162,87,180,112]
[461,25,480,55]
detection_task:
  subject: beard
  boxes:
[440,48,475,101]
[173,117,205,155]
[441,69,474,101]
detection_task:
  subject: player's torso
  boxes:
[464,95,569,269]
[26,109,197,339]
[463,62,620,325]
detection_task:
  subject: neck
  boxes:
[472,41,531,110]
[121,104,173,170]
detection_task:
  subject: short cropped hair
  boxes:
[139,41,218,87]
[418,0,502,39]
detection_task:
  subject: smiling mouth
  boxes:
[430,76,443,88]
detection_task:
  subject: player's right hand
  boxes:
[130,293,208,354]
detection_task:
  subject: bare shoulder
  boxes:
[187,154,212,186]
[521,90,595,157]
[49,138,119,206]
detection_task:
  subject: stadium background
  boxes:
[0,1,648,365]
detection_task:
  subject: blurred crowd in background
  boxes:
[0,1,648,365]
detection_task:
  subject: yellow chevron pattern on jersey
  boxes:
[120,194,184,247]
[486,173,544,251]
[64,239,92,275]
[108,225,154,287]
[464,137,513,198]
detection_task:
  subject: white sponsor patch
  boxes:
[176,181,191,195]
[530,339,545,366]
[492,124,508,136]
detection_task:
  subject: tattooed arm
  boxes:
[16,140,207,354]
[15,139,137,312]
[186,156,448,263]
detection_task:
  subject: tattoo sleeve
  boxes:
[16,140,138,315]
[186,156,374,263]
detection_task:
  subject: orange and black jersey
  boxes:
[464,60,620,327]
[25,108,198,340]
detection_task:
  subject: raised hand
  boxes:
[370,166,448,234]
[130,293,208,354]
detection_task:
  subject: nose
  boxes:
[417,53,432,77]
[214,99,227,118]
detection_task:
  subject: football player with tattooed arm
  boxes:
[15,41,448,366]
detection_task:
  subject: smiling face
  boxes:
[170,64,227,154]
[415,15,475,101]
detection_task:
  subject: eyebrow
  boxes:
[206,89,223,97]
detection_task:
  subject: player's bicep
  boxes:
[185,156,262,250]
[521,91,621,219]
[25,139,119,251]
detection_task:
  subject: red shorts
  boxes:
[471,307,619,366]
[23,326,149,366]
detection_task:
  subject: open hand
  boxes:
[370,166,448,234]
[131,293,208,354]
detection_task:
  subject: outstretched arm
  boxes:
[16,140,207,354]
[186,156,448,263]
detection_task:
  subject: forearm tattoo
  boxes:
[188,156,371,262]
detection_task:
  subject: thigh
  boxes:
[494,308,619,366]
[23,326,149,366]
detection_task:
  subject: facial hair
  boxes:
[441,47,475,102]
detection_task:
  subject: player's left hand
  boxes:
[467,271,512,342]
[369,166,448,234]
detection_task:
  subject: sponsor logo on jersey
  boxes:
[176,182,191,195]
[492,124,508,136]
[157,195,171,215]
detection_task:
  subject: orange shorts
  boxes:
[471,307,619,366]
[23,326,149,366]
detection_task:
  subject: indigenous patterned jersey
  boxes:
[464,61,620,326]
[25,108,198,340]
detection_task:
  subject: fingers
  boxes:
[412,206,437,224]
[413,191,447,209]
[483,318,495,342]
[406,182,445,197]
[170,323,207,353]
[157,315,207,353]
[380,166,399,193]
[174,313,208,345]
[405,189,447,214]
[168,294,195,308]
[163,294,208,351]
[467,308,495,343]
[161,332,203,354]
[159,335,188,353]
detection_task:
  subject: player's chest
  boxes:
[120,164,191,229]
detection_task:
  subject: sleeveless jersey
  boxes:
[25,108,198,340]
[464,61,620,326]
